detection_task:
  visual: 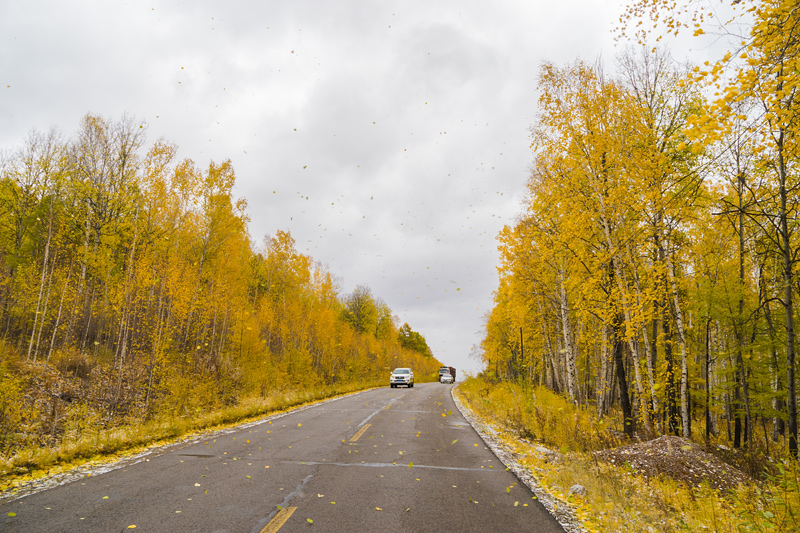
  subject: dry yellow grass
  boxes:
[457,376,800,532]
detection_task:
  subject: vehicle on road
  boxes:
[440,372,453,384]
[390,367,414,388]
[438,366,456,383]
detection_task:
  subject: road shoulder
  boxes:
[451,386,583,533]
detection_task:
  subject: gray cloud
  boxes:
[2,0,631,375]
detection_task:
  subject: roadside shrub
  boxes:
[0,362,25,454]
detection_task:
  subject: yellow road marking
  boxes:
[349,423,372,442]
[260,506,297,533]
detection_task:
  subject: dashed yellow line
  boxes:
[260,506,296,533]
[350,423,372,442]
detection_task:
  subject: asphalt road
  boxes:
[1,383,565,532]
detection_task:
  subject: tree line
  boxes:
[0,114,439,452]
[482,0,800,458]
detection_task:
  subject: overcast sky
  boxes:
[3,0,695,376]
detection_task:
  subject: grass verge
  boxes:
[456,376,800,532]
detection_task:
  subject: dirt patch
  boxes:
[595,435,751,491]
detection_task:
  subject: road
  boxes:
[1,383,565,532]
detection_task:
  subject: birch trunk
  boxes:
[557,265,579,402]
[665,247,690,438]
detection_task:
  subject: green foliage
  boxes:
[397,323,433,358]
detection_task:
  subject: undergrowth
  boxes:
[457,376,800,532]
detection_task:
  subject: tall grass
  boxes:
[457,376,800,532]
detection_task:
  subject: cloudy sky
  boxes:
[3,0,692,376]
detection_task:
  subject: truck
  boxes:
[438,366,456,383]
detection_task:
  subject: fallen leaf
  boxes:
[375,507,382,511]
[307,518,313,523]
[7,512,16,517]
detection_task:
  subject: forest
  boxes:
[481,0,800,461]
[0,113,440,461]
